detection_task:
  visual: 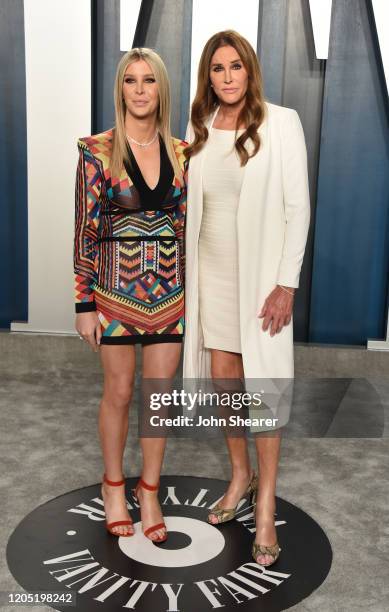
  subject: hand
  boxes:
[75,311,102,352]
[258,285,295,336]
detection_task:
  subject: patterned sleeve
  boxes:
[74,141,102,312]
[173,154,188,285]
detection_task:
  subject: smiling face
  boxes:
[209,44,248,106]
[122,59,159,119]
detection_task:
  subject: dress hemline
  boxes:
[202,332,241,354]
[100,334,183,346]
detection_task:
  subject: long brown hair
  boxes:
[185,30,266,165]
[110,48,183,184]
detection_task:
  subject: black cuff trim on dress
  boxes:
[75,301,97,313]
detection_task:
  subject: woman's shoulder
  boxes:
[264,101,299,122]
[170,136,189,166]
[77,128,114,160]
[171,135,188,151]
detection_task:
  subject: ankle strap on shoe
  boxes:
[137,477,159,491]
[103,474,125,486]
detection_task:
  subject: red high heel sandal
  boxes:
[102,474,134,537]
[134,478,167,542]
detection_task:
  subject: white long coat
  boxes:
[182,101,310,384]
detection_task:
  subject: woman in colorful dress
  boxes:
[74,48,187,542]
[183,31,310,565]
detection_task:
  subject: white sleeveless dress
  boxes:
[198,127,245,353]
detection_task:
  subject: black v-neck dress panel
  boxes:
[124,134,174,210]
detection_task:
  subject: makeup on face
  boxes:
[209,45,248,105]
[122,60,159,116]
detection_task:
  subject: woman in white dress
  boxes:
[184,30,310,566]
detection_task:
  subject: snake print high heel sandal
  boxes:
[207,471,258,525]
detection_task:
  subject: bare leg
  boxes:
[253,431,281,565]
[137,342,182,540]
[208,349,253,524]
[99,345,136,535]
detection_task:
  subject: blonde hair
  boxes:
[185,30,266,165]
[111,48,182,183]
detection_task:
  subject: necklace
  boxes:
[126,131,158,147]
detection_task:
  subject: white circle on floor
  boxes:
[118,516,225,567]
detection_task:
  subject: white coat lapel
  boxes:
[237,108,270,222]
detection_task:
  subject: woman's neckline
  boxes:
[127,133,162,192]
[211,105,246,132]
[124,134,174,207]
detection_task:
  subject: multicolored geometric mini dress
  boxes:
[74,129,187,344]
